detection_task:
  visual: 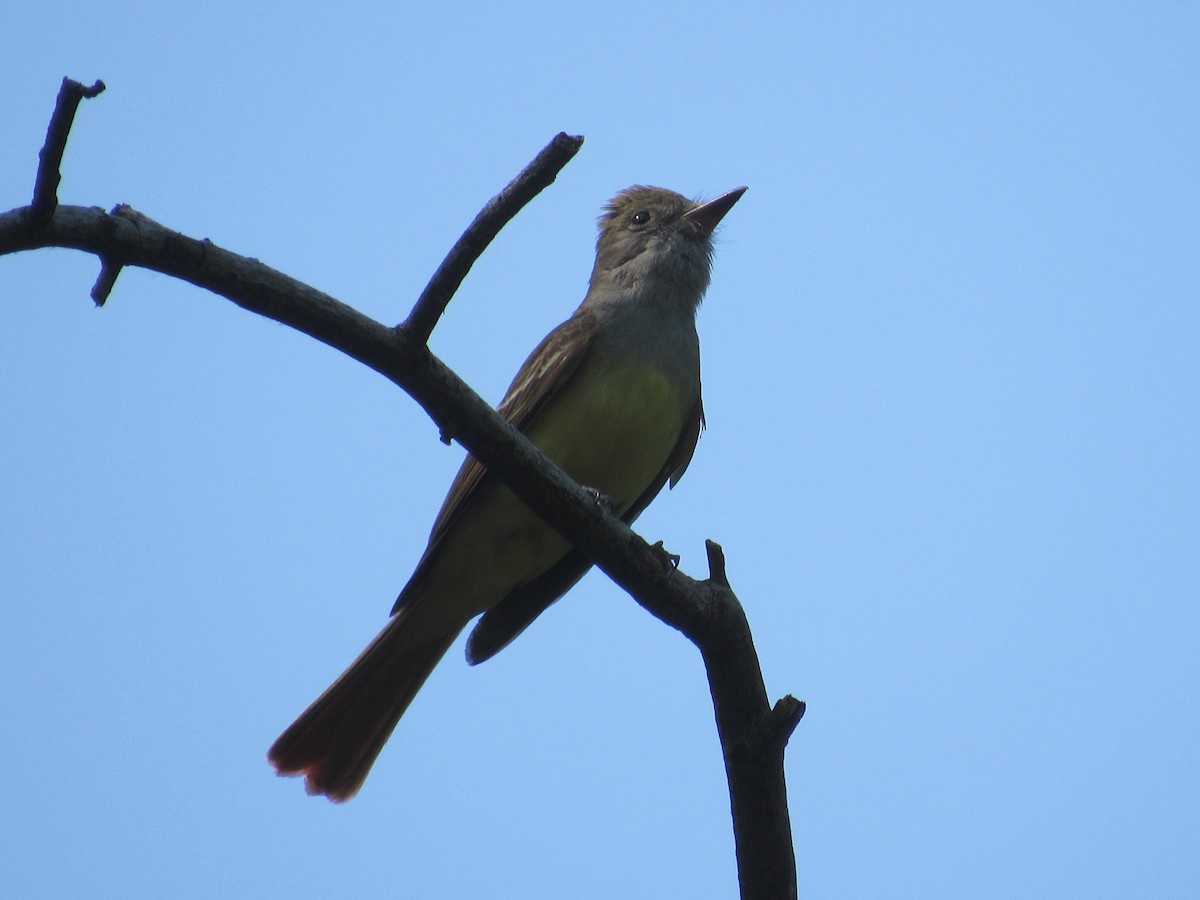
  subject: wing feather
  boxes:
[391,311,596,614]
[464,394,704,663]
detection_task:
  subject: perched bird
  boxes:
[269,184,746,801]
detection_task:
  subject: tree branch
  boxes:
[699,541,805,899]
[1,81,801,900]
[29,77,105,228]
[403,132,584,344]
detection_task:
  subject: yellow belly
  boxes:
[406,358,690,638]
[527,358,688,514]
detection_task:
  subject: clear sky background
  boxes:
[2,3,1197,898]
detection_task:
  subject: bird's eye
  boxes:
[631,209,651,226]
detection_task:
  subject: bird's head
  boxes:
[589,185,746,308]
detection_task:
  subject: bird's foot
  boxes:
[650,540,681,569]
[581,485,615,514]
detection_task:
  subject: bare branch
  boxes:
[705,537,731,589]
[0,196,799,900]
[402,132,584,344]
[90,256,122,306]
[30,78,105,228]
[756,696,807,755]
[2,83,799,900]
[693,544,801,900]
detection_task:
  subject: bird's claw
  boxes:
[582,485,615,513]
[651,540,681,568]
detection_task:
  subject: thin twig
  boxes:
[90,257,123,306]
[30,78,106,227]
[705,538,731,589]
[402,132,584,344]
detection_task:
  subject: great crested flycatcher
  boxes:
[269,184,746,801]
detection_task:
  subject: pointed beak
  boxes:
[682,186,748,239]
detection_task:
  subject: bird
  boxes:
[268,184,746,801]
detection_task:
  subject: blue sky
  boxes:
[2,2,1197,897]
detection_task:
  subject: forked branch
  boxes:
[0,79,802,900]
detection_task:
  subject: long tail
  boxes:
[268,615,461,802]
